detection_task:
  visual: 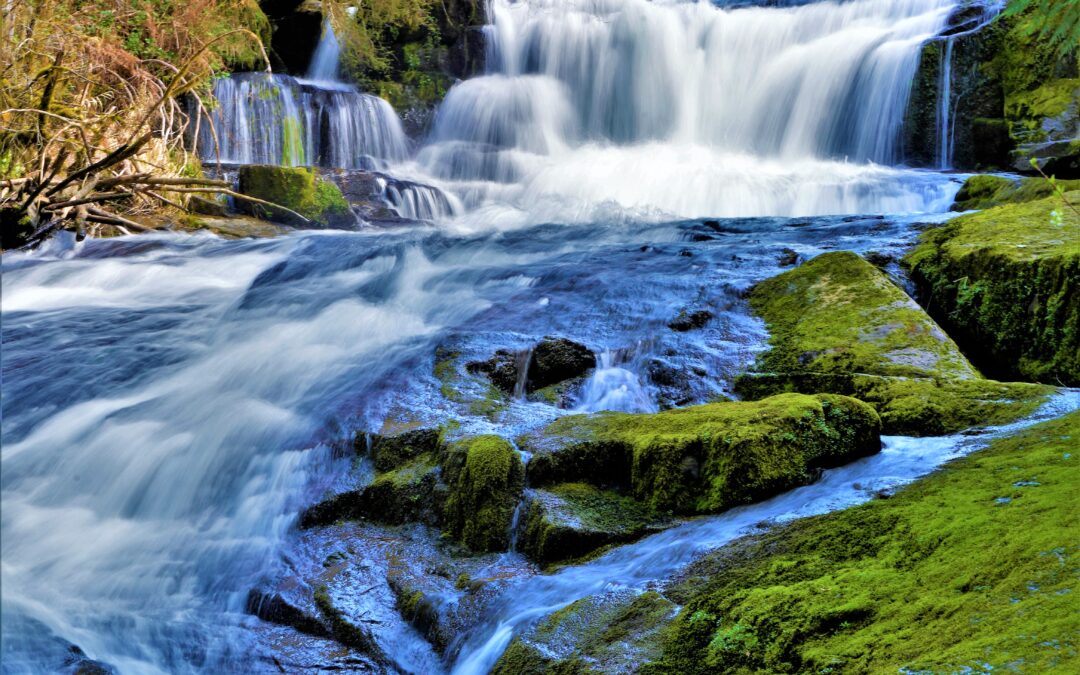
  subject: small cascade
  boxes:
[512,347,534,399]
[380,176,460,221]
[196,74,408,169]
[936,37,956,169]
[575,350,657,414]
[307,21,341,82]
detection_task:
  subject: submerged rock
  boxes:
[905,191,1080,386]
[735,251,1053,434]
[668,309,714,332]
[521,392,881,515]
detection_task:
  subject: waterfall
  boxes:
[307,21,341,81]
[937,37,955,169]
[414,0,961,222]
[196,74,408,169]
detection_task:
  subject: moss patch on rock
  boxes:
[648,409,1080,674]
[736,251,1052,434]
[952,175,1080,211]
[905,192,1080,385]
[521,393,881,515]
[521,483,670,565]
[237,165,352,227]
[443,435,525,552]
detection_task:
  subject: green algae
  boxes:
[522,393,881,515]
[648,409,1080,674]
[905,192,1080,385]
[737,251,1053,434]
[443,435,525,552]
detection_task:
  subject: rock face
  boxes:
[236,165,353,227]
[735,251,1053,434]
[905,191,1080,386]
[903,9,1080,174]
[520,393,882,515]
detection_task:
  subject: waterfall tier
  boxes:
[195,73,408,169]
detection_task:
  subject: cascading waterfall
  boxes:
[307,20,342,81]
[937,36,956,169]
[410,0,962,223]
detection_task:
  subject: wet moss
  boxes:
[522,393,881,515]
[649,410,1080,674]
[905,192,1080,385]
[369,428,443,472]
[443,435,525,552]
[737,251,1053,433]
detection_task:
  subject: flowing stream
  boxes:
[3,0,1061,673]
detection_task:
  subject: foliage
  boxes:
[1002,0,1080,59]
[0,0,271,244]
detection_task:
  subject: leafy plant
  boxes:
[1001,0,1080,58]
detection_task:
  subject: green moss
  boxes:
[433,346,509,420]
[737,251,1054,433]
[649,409,1080,674]
[521,483,666,565]
[952,175,1080,211]
[905,192,1080,385]
[443,435,525,552]
[522,393,881,515]
[369,428,442,472]
[236,165,352,227]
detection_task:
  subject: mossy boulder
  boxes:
[905,192,1080,386]
[237,165,352,227]
[952,174,1080,211]
[521,393,881,515]
[443,435,525,552]
[650,409,1080,674]
[521,483,669,565]
[735,251,1053,434]
[369,428,443,472]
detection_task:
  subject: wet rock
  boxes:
[521,393,881,515]
[735,251,1054,434]
[777,247,799,267]
[520,484,670,565]
[862,250,894,268]
[467,337,595,396]
[667,309,714,332]
[312,585,393,667]
[246,588,331,639]
[905,192,1080,386]
[300,456,444,528]
[369,428,442,472]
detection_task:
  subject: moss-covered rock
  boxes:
[443,435,525,552]
[493,591,677,674]
[237,165,352,227]
[369,428,443,472]
[735,251,1053,433]
[521,393,881,515]
[300,455,443,527]
[649,409,1080,674]
[905,192,1080,386]
[952,174,1080,211]
[521,483,669,565]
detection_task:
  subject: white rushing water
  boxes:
[403,0,962,225]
